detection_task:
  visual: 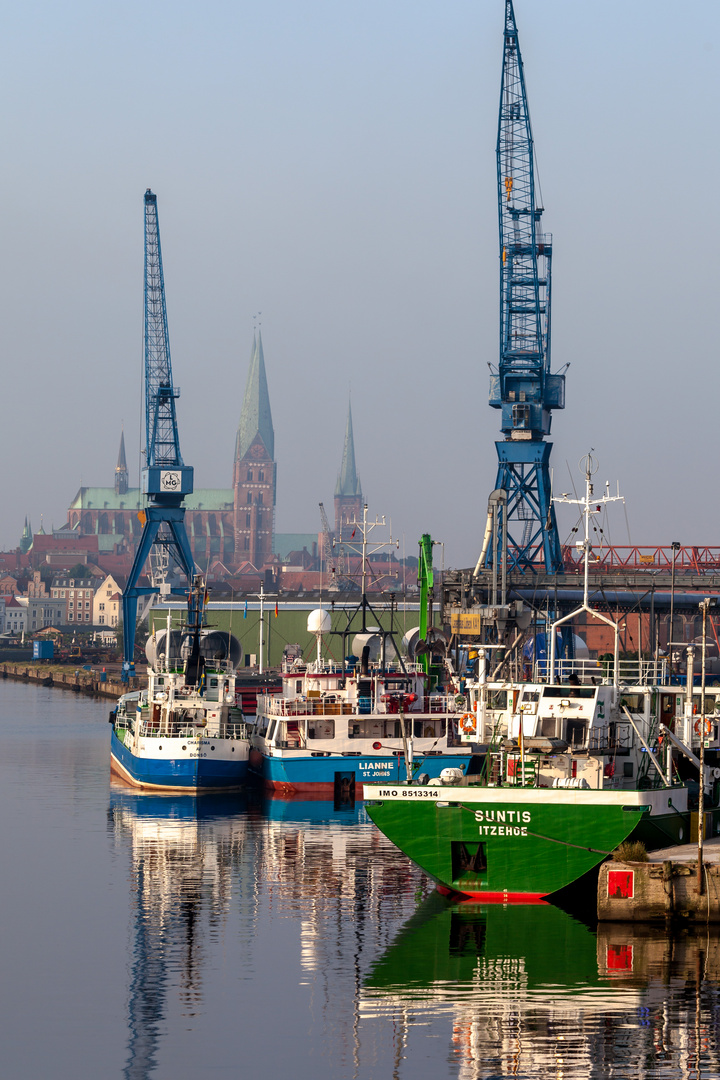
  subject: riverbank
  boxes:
[0,661,138,700]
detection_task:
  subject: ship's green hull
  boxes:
[364,785,690,900]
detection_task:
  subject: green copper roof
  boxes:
[68,487,233,512]
[235,331,274,462]
[335,399,362,497]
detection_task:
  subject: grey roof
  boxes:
[235,331,274,462]
[335,399,362,497]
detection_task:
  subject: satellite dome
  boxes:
[307,609,331,634]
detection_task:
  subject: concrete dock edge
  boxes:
[599,859,720,922]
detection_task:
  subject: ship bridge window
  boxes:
[539,717,558,738]
[565,719,588,747]
[266,718,277,741]
[308,719,335,740]
[414,719,445,739]
[543,686,595,700]
[520,690,540,703]
[619,693,645,711]
[692,695,719,713]
[488,690,507,710]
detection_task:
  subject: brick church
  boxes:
[63,333,362,573]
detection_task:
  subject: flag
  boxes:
[274,602,279,618]
[243,599,248,619]
[351,529,355,538]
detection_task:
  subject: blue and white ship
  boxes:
[249,607,473,799]
[111,612,250,792]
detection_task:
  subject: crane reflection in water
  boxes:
[107,780,720,1079]
[108,785,253,1080]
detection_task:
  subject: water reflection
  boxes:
[108,784,252,1080]
[362,896,720,1078]
[108,781,720,1080]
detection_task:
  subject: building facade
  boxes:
[51,575,98,625]
[64,333,277,574]
[232,332,276,566]
[93,574,123,628]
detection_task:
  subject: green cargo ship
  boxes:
[364,783,690,901]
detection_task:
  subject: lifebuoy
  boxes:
[694,717,713,737]
[459,712,475,734]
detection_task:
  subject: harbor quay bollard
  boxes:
[599,858,720,922]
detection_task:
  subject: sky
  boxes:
[0,0,718,568]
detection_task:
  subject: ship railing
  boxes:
[586,725,632,752]
[534,658,669,685]
[135,719,250,740]
[258,694,459,718]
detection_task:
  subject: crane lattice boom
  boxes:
[484,1,565,573]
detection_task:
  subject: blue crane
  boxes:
[121,190,198,681]
[486,1,566,573]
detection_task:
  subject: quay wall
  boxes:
[599,857,720,923]
[0,662,136,701]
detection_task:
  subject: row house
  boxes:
[4,597,27,635]
[51,575,99,626]
[0,575,19,597]
[93,574,124,628]
[27,597,65,633]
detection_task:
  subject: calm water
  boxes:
[2,680,720,1079]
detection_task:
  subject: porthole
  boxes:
[211,746,215,751]
[158,745,162,750]
[182,745,187,751]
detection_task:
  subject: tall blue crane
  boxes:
[486,1,566,573]
[121,190,197,681]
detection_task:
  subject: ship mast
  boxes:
[549,454,624,688]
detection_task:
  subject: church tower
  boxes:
[19,517,32,554]
[233,331,276,567]
[115,428,129,496]
[334,399,363,541]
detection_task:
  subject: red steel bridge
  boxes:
[561,546,720,574]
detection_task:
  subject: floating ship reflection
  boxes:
[362,896,720,1078]
[108,783,251,1080]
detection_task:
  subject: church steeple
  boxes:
[334,398,363,540]
[19,516,32,554]
[335,399,362,498]
[235,331,274,462]
[233,330,277,568]
[115,427,129,496]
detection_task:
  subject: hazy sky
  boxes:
[1,0,717,568]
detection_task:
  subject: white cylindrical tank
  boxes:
[145,628,185,666]
[401,627,420,659]
[351,633,397,662]
[307,609,331,634]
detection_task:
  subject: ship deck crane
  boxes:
[121,190,199,681]
[485,1,565,573]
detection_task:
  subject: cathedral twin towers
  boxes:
[68,333,363,573]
